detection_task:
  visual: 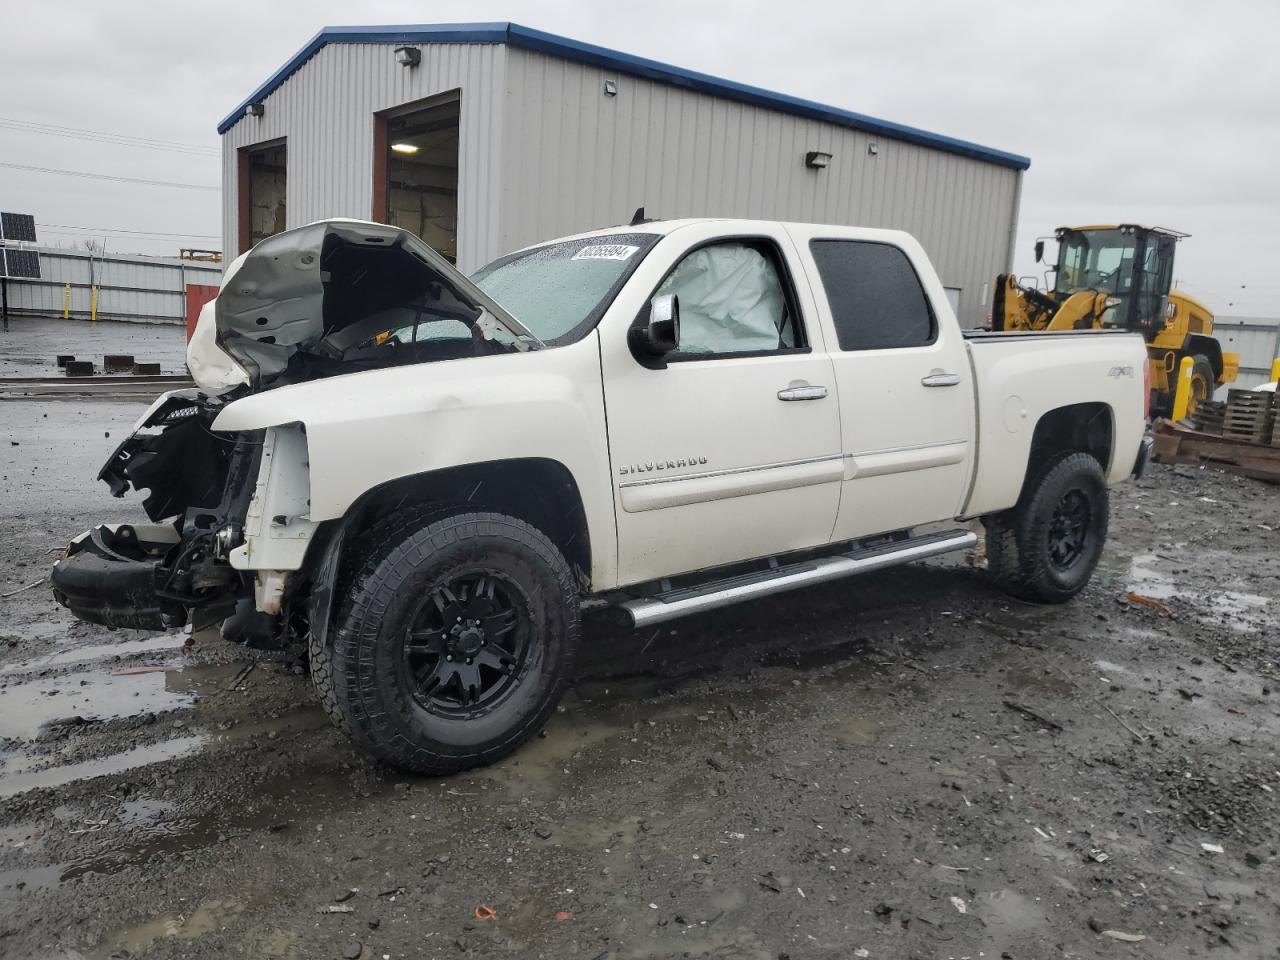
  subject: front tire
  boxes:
[317,510,578,775]
[1187,354,1215,416]
[985,452,1108,604]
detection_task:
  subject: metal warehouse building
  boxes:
[219,22,1029,327]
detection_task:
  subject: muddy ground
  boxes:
[2,386,1279,958]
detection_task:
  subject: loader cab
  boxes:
[1050,225,1181,340]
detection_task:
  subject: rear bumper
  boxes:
[50,525,187,630]
[1131,434,1154,479]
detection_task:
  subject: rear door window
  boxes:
[809,240,936,351]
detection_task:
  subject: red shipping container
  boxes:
[186,284,220,342]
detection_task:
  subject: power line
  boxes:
[37,222,219,240]
[0,116,219,156]
[0,161,219,191]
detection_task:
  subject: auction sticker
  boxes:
[572,244,640,261]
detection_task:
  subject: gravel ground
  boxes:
[1,393,1278,960]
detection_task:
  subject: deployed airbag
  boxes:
[662,244,787,354]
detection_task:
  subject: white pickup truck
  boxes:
[52,218,1150,774]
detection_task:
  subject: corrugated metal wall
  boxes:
[219,41,1021,325]
[498,48,1021,327]
[221,42,508,272]
[3,247,221,324]
[1214,316,1280,392]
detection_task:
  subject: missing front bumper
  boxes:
[51,524,188,630]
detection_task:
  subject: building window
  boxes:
[237,140,287,254]
[373,96,460,263]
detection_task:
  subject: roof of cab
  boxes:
[218,22,1031,171]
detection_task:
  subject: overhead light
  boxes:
[390,143,419,155]
[867,142,879,156]
[395,46,421,67]
[245,102,264,118]
[804,150,832,169]
[603,78,618,97]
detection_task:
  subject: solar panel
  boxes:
[0,212,36,243]
[1,249,40,279]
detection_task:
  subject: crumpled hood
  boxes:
[188,219,531,392]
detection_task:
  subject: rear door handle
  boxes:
[777,383,828,401]
[921,373,961,388]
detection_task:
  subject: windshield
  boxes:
[1054,229,1137,296]
[471,233,660,344]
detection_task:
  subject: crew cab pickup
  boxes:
[52,218,1150,774]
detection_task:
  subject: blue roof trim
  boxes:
[216,23,510,135]
[218,22,1031,171]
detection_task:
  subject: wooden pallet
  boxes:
[1153,418,1280,484]
[1191,400,1226,435]
[1222,390,1275,443]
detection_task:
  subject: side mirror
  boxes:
[1034,239,1045,263]
[633,293,680,357]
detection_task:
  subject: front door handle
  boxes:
[921,373,962,388]
[778,383,828,401]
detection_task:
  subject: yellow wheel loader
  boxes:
[993,224,1239,416]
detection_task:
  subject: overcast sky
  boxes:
[3,0,1277,315]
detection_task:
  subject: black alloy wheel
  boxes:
[1046,488,1091,572]
[400,572,531,717]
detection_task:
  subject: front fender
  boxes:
[211,336,619,587]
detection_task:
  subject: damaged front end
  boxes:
[52,218,534,641]
[51,392,259,632]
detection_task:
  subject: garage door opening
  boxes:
[374,97,459,263]
[238,140,287,254]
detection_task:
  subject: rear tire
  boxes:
[317,509,578,775]
[985,452,1108,604]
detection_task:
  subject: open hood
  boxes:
[200,219,539,390]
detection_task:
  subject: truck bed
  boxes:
[960,328,1148,517]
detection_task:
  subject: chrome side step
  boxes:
[615,529,977,628]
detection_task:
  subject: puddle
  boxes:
[116,796,178,828]
[978,887,1050,937]
[0,704,328,800]
[89,897,245,958]
[0,662,238,740]
[831,717,880,746]
[0,673,192,739]
[1127,553,1178,600]
[0,863,64,903]
[1,634,186,673]
[465,710,622,799]
[1127,553,1272,633]
[0,736,208,798]
[1093,659,1129,675]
